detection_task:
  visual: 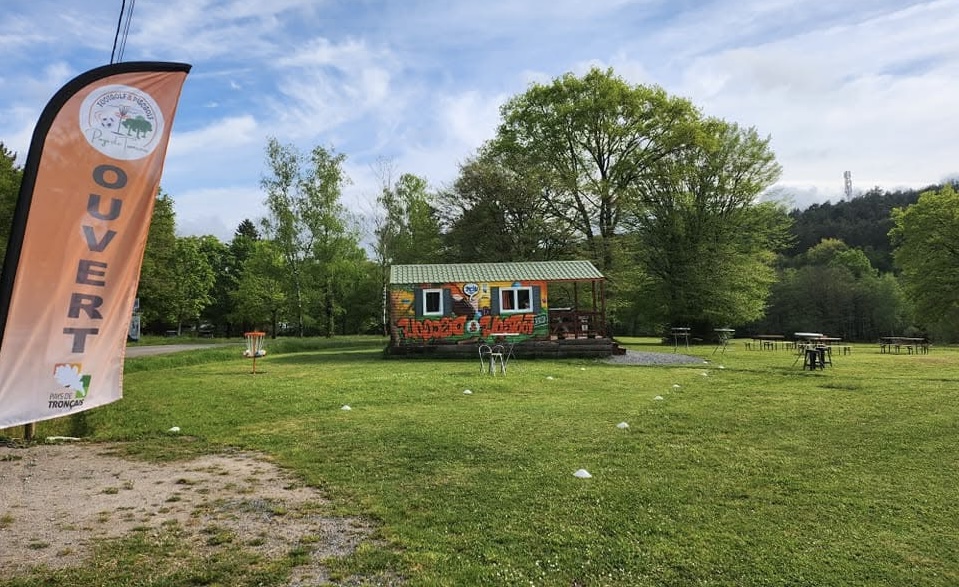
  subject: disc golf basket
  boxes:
[243,331,267,373]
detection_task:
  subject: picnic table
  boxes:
[794,334,842,348]
[879,336,929,354]
[751,334,785,350]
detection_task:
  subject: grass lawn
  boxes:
[3,336,958,586]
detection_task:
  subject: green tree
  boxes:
[0,143,23,268]
[234,218,259,240]
[439,150,574,263]
[259,138,316,337]
[215,219,260,335]
[372,162,445,333]
[137,190,178,331]
[801,237,851,267]
[318,238,375,337]
[169,236,216,335]
[757,238,909,341]
[890,184,959,340]
[338,258,383,335]
[490,67,699,271]
[375,169,443,266]
[260,138,368,337]
[232,240,288,336]
[626,120,790,330]
[301,144,365,337]
[865,273,910,338]
[787,187,921,272]
[194,235,229,336]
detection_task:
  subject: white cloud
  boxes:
[168,115,260,158]
[439,91,504,150]
[2,0,957,240]
[174,185,265,241]
[266,37,400,141]
[668,0,959,199]
[0,105,39,159]
[124,0,305,62]
[0,62,89,160]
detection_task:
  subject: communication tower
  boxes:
[843,171,853,200]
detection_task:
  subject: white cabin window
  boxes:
[500,287,533,313]
[423,289,443,316]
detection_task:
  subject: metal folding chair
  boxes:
[478,344,492,373]
[478,343,506,375]
[490,344,508,374]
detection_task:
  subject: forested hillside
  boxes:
[745,182,957,342]
[787,187,925,273]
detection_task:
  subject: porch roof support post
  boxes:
[600,279,607,336]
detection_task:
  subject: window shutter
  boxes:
[532,285,542,313]
[491,287,500,314]
[413,287,423,317]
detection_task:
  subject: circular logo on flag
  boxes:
[79,84,165,160]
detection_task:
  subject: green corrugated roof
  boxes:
[389,261,604,284]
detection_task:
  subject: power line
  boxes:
[110,0,137,64]
[118,0,136,62]
[110,0,125,64]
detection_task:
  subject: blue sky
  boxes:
[1,0,956,242]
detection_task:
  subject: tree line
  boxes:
[1,68,957,342]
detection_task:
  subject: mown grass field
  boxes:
[3,336,958,586]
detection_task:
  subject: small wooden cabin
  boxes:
[387,261,614,358]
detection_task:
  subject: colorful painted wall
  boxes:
[390,280,550,345]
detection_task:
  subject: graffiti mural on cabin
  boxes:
[391,280,549,343]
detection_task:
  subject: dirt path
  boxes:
[0,442,373,583]
[124,343,238,358]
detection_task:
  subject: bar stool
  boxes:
[817,345,832,367]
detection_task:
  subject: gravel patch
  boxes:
[603,349,707,366]
[0,444,373,582]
